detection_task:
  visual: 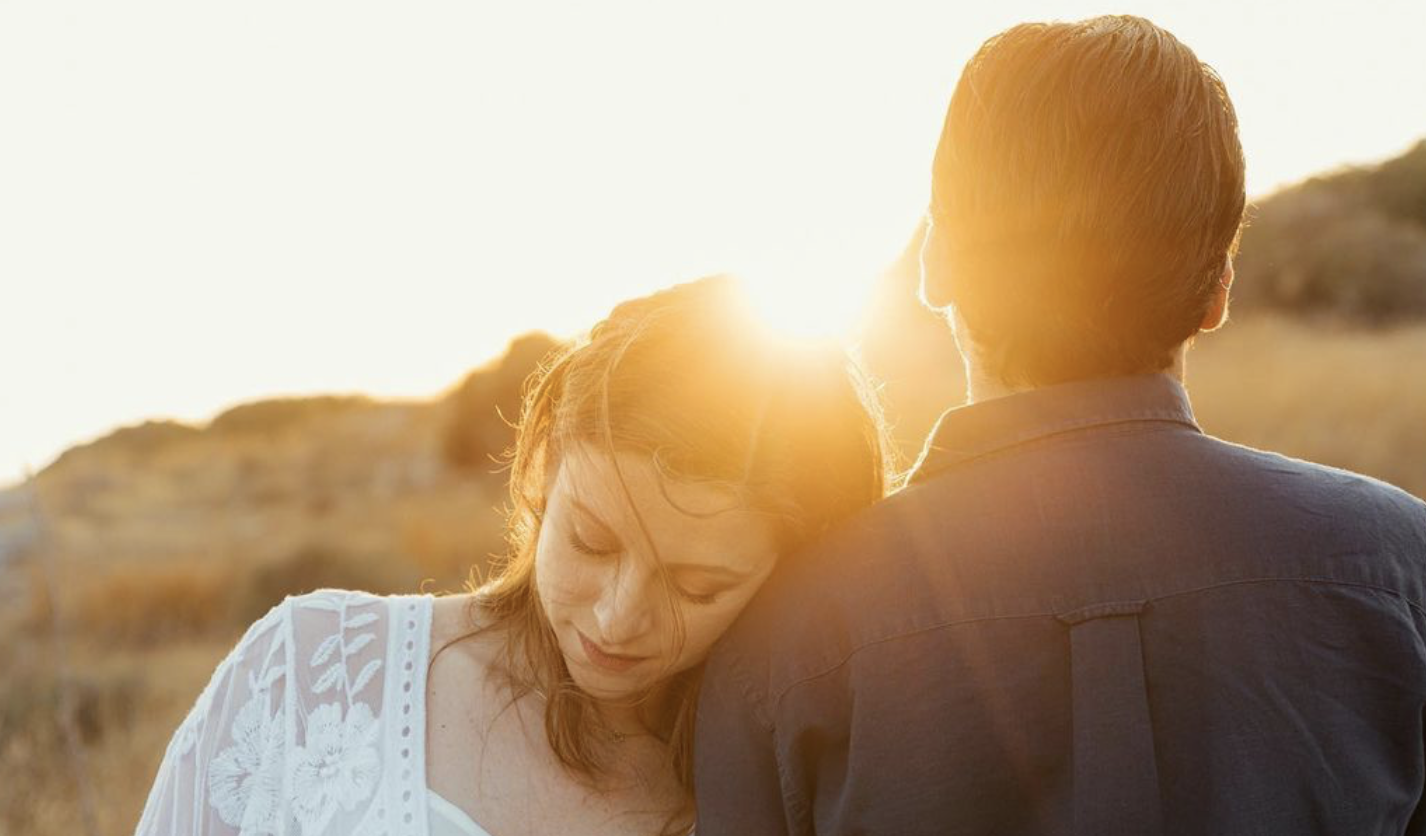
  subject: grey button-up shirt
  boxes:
[695,373,1426,835]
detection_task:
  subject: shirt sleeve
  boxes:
[693,647,798,836]
[133,599,293,836]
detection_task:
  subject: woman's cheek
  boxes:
[539,556,603,608]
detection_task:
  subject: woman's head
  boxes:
[533,444,781,700]
[470,275,889,789]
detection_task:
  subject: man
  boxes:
[695,15,1426,836]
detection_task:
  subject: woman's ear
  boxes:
[1200,257,1234,332]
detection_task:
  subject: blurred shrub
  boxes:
[45,420,202,474]
[1,599,180,835]
[1374,138,1426,226]
[1,664,143,749]
[16,544,416,653]
[210,395,375,437]
[396,483,506,591]
[441,332,561,471]
[64,558,239,646]
[1,671,79,834]
[1235,139,1426,323]
[230,543,409,628]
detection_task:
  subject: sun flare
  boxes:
[735,262,874,345]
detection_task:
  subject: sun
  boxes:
[734,260,874,345]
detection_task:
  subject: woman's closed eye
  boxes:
[567,528,619,557]
[671,570,739,606]
[570,529,724,604]
[670,564,754,607]
[675,586,721,606]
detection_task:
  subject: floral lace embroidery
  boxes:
[202,591,391,836]
[289,701,382,834]
[207,667,287,834]
[290,591,386,835]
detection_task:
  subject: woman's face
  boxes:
[534,444,780,701]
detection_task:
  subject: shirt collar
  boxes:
[907,373,1202,484]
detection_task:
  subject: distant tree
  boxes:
[1234,138,1426,323]
[440,333,562,472]
[1372,140,1426,228]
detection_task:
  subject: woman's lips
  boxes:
[577,630,648,674]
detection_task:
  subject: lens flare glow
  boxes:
[735,258,876,344]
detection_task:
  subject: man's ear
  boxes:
[918,217,955,311]
[1199,257,1234,332]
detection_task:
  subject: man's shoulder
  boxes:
[1205,436,1426,535]
[709,489,933,693]
[710,435,1426,698]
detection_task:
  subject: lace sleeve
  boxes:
[133,597,294,836]
[133,588,415,836]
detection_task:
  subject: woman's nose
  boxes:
[592,559,657,647]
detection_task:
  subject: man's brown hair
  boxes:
[927,15,1246,386]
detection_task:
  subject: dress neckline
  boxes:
[412,593,694,836]
[427,786,494,836]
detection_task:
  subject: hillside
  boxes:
[1233,139,1426,321]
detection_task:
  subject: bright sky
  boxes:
[3,0,1424,489]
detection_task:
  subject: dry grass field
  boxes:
[1,314,1424,836]
[1191,315,1426,498]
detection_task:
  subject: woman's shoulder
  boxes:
[272,587,501,674]
[272,587,507,708]
[283,585,430,611]
[428,591,469,645]
[427,592,505,673]
[275,586,428,663]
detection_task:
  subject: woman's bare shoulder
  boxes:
[428,592,504,671]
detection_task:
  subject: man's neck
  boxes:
[962,344,1189,405]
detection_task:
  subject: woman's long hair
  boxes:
[439,275,890,828]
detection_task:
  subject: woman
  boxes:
[135,275,890,836]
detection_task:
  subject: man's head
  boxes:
[921,15,1246,389]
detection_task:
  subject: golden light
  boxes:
[735,257,876,345]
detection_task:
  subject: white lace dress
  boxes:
[134,588,493,836]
